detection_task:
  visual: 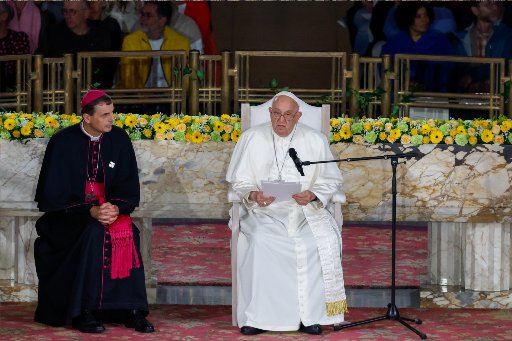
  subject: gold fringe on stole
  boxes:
[326,299,348,316]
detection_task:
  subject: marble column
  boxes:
[429,222,512,291]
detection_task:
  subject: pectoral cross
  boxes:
[86,193,96,200]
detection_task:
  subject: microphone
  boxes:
[288,148,305,176]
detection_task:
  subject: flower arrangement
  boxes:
[1,112,511,146]
[0,112,242,144]
[330,116,512,146]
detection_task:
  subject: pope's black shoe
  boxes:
[124,310,155,333]
[240,326,266,335]
[299,322,322,335]
[75,309,105,333]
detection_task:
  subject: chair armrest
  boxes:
[332,191,346,204]
[228,188,242,203]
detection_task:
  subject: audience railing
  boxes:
[393,54,506,118]
[76,50,188,115]
[0,54,32,113]
[232,51,348,116]
[346,53,392,117]
[32,54,73,114]
[1,52,511,118]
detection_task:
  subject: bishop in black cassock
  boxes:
[34,90,154,333]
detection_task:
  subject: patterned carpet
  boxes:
[152,223,428,288]
[1,302,511,340]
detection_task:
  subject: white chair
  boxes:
[228,98,346,326]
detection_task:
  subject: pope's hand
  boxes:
[249,191,275,207]
[292,190,316,206]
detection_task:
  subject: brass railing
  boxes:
[77,50,188,115]
[0,54,32,112]
[233,51,347,116]
[0,52,511,118]
[393,54,506,117]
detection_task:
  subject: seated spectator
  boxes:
[0,2,30,92]
[452,1,512,93]
[7,0,41,53]
[119,1,189,89]
[88,0,123,51]
[42,0,116,89]
[381,2,454,92]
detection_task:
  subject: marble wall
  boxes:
[1,139,511,295]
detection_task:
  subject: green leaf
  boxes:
[196,69,205,81]
[269,78,278,88]
[183,66,192,76]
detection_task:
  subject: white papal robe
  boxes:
[226,122,347,331]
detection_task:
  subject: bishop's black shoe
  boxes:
[299,322,322,335]
[240,326,266,335]
[74,309,105,333]
[124,310,155,333]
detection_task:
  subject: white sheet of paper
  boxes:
[261,181,302,202]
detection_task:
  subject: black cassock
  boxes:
[34,124,148,327]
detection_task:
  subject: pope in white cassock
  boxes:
[226,92,347,336]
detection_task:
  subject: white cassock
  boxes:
[226,122,347,331]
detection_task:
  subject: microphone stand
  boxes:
[301,152,427,339]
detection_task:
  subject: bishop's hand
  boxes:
[90,202,119,225]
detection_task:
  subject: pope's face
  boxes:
[269,96,302,137]
[83,102,114,136]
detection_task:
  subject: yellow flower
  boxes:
[430,130,443,144]
[151,113,161,119]
[501,121,512,132]
[165,131,175,140]
[167,117,180,128]
[420,124,431,135]
[21,113,33,120]
[379,132,387,140]
[332,132,341,142]
[190,131,203,144]
[34,129,44,138]
[444,136,454,144]
[222,132,231,141]
[480,129,493,143]
[411,128,418,136]
[339,130,352,140]
[203,125,211,133]
[363,122,372,131]
[384,122,393,132]
[494,134,504,144]
[12,130,21,138]
[125,115,137,128]
[175,123,187,132]
[202,134,211,142]
[231,130,241,142]
[491,125,501,135]
[467,127,476,136]
[115,120,124,128]
[155,132,165,141]
[427,119,436,127]
[449,129,457,137]
[341,122,351,131]
[386,135,396,143]
[154,122,167,133]
[331,118,341,128]
[400,134,411,144]
[220,114,231,122]
[45,116,57,127]
[185,133,191,142]
[50,119,60,129]
[20,126,32,136]
[181,115,192,124]
[213,121,224,132]
[143,128,152,138]
[456,126,466,135]
[390,128,401,140]
[469,136,478,145]
[4,118,16,130]
[72,116,82,124]
[422,136,430,144]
